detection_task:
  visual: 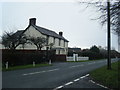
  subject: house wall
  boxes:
[54,38,59,47]
[25,26,43,38]
[53,38,68,55]
[61,40,64,47]
[48,36,54,44]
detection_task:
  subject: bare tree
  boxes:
[80,0,120,35]
[19,35,28,49]
[1,31,19,49]
[29,37,47,50]
[1,31,27,50]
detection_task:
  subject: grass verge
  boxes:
[2,63,52,71]
[90,61,119,89]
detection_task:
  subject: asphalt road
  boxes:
[2,58,119,89]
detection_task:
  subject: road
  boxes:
[2,58,119,89]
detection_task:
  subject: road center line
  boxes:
[73,65,79,67]
[22,68,59,76]
[74,78,80,82]
[53,85,64,90]
[48,68,59,72]
[65,82,73,86]
[69,64,84,68]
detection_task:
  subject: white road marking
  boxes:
[33,72,41,74]
[23,74,27,76]
[53,74,89,90]
[48,68,59,72]
[69,64,84,68]
[85,74,89,77]
[96,83,108,88]
[89,80,108,89]
[80,74,89,79]
[80,76,86,79]
[29,72,36,75]
[41,71,46,73]
[89,80,95,83]
[65,82,73,86]
[74,78,80,82]
[23,71,42,76]
[54,85,64,90]
[22,68,59,76]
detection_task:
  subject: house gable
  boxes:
[24,26,45,38]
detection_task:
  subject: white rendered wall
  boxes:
[24,26,42,38]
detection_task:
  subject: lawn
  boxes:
[2,63,52,71]
[90,61,119,89]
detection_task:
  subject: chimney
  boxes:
[59,32,63,36]
[29,18,36,25]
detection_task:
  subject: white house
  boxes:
[16,18,69,55]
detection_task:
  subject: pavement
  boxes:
[2,58,119,89]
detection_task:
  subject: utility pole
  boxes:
[107,0,111,70]
[118,15,120,53]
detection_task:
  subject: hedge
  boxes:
[2,49,55,67]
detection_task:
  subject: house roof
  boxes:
[33,25,69,42]
[12,30,24,38]
[13,25,69,42]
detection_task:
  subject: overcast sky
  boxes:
[0,0,118,51]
